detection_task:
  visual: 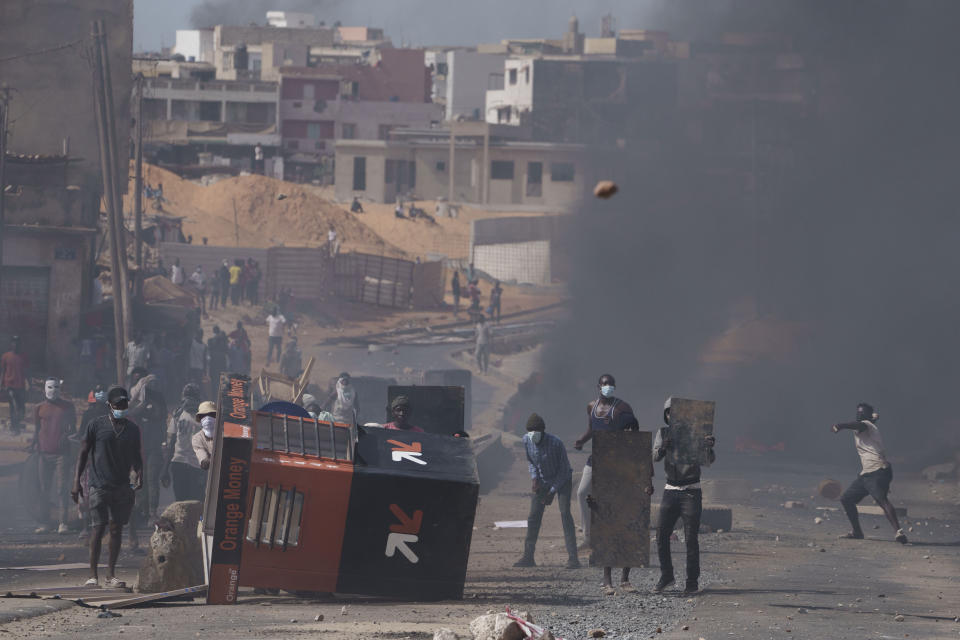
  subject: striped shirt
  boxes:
[524,432,572,492]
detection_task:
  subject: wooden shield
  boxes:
[668,398,715,466]
[590,430,652,567]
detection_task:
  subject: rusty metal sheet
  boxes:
[668,398,715,467]
[590,430,652,567]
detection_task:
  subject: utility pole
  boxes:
[95,19,133,360]
[133,73,144,293]
[0,85,10,297]
[91,19,127,384]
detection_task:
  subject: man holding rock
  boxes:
[514,413,579,569]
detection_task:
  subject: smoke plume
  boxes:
[535,0,960,467]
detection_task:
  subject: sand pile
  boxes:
[129,164,405,256]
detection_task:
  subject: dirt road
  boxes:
[1,444,957,639]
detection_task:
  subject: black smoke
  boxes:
[535,1,960,467]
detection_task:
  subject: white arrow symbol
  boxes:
[385,532,420,563]
[391,451,426,465]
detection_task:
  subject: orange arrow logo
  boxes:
[389,504,423,535]
[387,440,421,453]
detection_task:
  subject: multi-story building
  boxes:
[427,49,507,122]
[278,48,441,181]
[0,0,132,371]
[334,122,604,208]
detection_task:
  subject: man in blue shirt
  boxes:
[514,413,579,569]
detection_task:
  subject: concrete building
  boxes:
[435,50,507,122]
[337,26,386,43]
[142,76,281,167]
[213,22,336,81]
[278,49,438,180]
[334,122,597,208]
[174,29,215,63]
[485,55,676,144]
[0,0,132,371]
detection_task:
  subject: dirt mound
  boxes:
[130,164,406,256]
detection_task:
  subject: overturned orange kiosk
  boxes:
[202,374,479,603]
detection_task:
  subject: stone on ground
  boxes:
[135,500,204,593]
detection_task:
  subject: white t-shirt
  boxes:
[854,420,889,475]
[170,264,184,285]
[266,314,286,337]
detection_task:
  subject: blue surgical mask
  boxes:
[600,385,615,398]
[527,431,543,445]
[111,408,128,419]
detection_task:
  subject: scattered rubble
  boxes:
[814,517,824,524]
[783,501,805,509]
[469,611,528,640]
[921,462,956,482]
[433,628,459,640]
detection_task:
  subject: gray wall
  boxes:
[0,0,133,194]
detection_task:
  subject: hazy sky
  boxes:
[133,0,672,52]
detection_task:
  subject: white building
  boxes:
[445,50,507,122]
[174,29,215,63]
[485,57,535,125]
[266,11,316,29]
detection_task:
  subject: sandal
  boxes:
[602,585,616,596]
[619,582,637,593]
[104,577,126,589]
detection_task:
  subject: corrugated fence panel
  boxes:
[334,252,415,308]
[266,247,331,301]
[158,243,268,300]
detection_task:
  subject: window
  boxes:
[509,68,518,85]
[524,66,530,84]
[526,161,542,197]
[490,160,514,180]
[353,156,366,191]
[307,122,325,139]
[341,123,356,139]
[246,485,304,549]
[497,107,511,124]
[408,161,416,188]
[292,101,302,109]
[550,162,575,182]
[385,159,395,184]
[435,160,446,172]
[378,124,393,140]
[303,83,314,100]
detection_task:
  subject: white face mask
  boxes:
[44,380,61,401]
[600,385,615,398]
[200,416,216,437]
[527,430,543,445]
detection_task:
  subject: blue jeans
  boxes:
[523,477,577,562]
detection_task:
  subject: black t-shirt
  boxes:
[84,415,142,490]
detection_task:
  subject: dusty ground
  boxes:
[2,359,958,640]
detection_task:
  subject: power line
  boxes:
[0,39,84,64]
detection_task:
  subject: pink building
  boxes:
[279,49,441,180]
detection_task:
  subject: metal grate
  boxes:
[246,484,304,549]
[253,411,353,461]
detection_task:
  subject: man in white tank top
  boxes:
[831,402,907,544]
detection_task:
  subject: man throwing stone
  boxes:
[832,402,907,544]
[72,386,142,587]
